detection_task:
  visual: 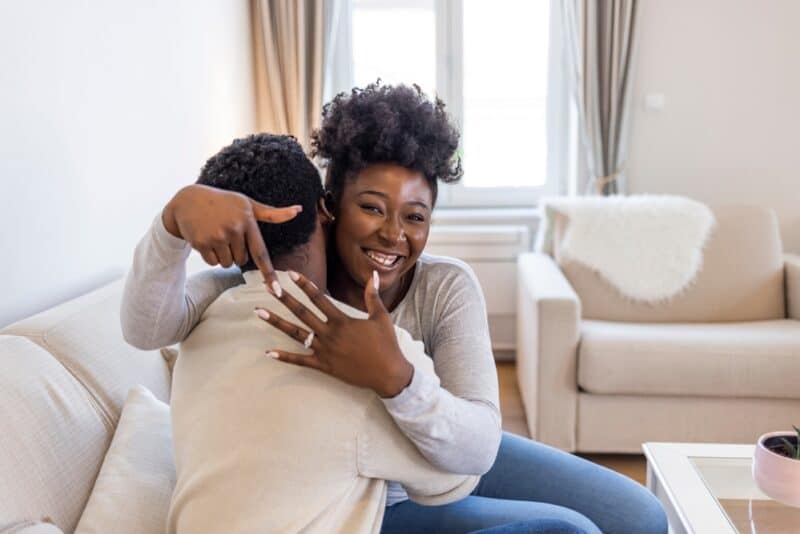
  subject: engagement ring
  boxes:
[303,331,315,349]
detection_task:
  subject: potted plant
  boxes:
[753,426,800,507]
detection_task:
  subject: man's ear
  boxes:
[318,196,335,224]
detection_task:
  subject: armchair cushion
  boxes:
[555,205,785,322]
[578,319,800,399]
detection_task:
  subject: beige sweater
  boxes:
[167,271,478,534]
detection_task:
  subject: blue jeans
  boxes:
[381,432,668,534]
[470,520,587,534]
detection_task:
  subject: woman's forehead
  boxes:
[347,164,432,205]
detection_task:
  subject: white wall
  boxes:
[0,1,257,327]
[627,0,800,251]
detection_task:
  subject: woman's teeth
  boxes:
[366,250,399,266]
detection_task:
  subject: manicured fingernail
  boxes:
[373,270,379,291]
[288,270,300,282]
[291,205,303,212]
[255,309,269,321]
[266,351,279,359]
[271,280,283,298]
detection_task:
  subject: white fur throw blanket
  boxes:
[536,195,715,302]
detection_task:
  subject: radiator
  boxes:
[425,225,531,360]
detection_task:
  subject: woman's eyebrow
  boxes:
[407,201,430,211]
[357,190,430,210]
[358,189,431,211]
[358,189,388,199]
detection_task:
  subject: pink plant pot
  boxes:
[753,431,800,508]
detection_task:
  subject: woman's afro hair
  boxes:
[311,81,462,205]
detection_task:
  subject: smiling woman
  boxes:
[330,164,432,311]
[311,82,461,311]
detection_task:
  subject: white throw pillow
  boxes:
[75,385,175,534]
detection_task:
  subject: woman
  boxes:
[122,83,666,534]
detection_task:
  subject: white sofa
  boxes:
[516,205,800,453]
[0,280,171,532]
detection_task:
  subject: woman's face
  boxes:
[333,163,433,293]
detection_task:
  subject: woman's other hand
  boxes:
[162,184,301,292]
[256,270,414,398]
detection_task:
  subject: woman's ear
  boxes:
[318,195,335,224]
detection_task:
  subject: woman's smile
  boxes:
[363,248,406,270]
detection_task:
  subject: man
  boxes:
[123,134,477,533]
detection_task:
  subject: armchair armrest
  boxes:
[786,254,800,320]
[516,253,581,451]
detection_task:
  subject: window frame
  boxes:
[340,0,569,208]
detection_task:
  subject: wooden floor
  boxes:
[496,361,647,486]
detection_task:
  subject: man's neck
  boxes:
[272,254,327,293]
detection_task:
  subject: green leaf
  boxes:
[780,437,798,458]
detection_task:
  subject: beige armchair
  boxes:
[517,205,800,453]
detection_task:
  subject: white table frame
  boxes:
[642,442,756,534]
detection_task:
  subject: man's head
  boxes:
[197,133,324,272]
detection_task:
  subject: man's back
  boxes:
[168,271,476,533]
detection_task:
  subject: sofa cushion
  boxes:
[555,205,786,322]
[0,522,63,534]
[0,336,110,533]
[578,320,800,399]
[75,386,175,534]
[0,280,170,429]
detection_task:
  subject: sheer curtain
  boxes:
[251,0,327,149]
[562,0,639,195]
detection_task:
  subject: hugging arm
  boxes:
[358,397,479,505]
[381,265,502,476]
[120,215,242,350]
[121,186,299,350]
[260,267,502,476]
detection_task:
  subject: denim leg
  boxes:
[380,496,600,534]
[473,432,668,534]
[468,519,589,534]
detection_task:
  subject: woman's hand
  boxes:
[162,184,301,293]
[256,270,414,398]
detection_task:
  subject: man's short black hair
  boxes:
[197,133,323,262]
[310,81,462,206]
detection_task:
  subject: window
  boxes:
[340,0,560,207]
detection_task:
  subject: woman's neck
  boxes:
[328,258,414,313]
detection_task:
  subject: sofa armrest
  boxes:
[786,254,800,320]
[516,253,581,451]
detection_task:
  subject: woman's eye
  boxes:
[361,204,383,215]
[408,213,426,223]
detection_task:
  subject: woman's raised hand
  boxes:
[255,270,415,398]
[162,184,301,294]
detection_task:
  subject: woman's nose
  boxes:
[378,217,406,244]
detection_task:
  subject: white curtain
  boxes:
[562,0,639,195]
[252,0,327,149]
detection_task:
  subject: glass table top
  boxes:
[691,456,800,533]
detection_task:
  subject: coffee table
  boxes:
[642,442,800,533]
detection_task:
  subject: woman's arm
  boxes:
[381,261,502,475]
[121,185,301,350]
[120,214,242,350]
[258,263,503,476]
